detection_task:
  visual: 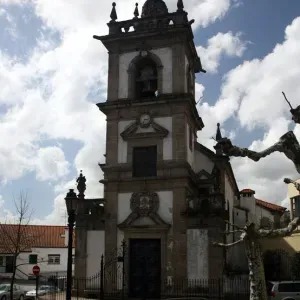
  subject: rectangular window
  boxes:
[48,255,60,265]
[5,256,14,273]
[132,146,157,177]
[72,255,75,264]
[0,256,4,266]
[29,254,38,264]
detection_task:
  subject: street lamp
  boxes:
[65,189,78,300]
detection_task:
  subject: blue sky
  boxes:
[0,0,300,224]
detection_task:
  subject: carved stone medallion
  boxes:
[130,191,159,217]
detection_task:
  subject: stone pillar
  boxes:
[74,215,87,295]
[172,113,187,161]
[106,119,119,165]
[104,185,118,291]
[107,53,119,101]
[207,226,224,279]
[172,187,188,282]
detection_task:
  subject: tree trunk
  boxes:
[244,239,267,300]
[10,255,17,300]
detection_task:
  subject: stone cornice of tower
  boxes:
[96,93,205,131]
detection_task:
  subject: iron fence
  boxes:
[31,276,250,300]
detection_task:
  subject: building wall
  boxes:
[240,194,256,223]
[187,229,208,279]
[117,117,173,164]
[0,247,75,279]
[86,231,105,278]
[118,48,173,99]
[193,150,214,174]
[227,207,248,271]
[186,123,194,169]
[255,205,275,227]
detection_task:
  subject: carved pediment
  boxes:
[196,169,211,180]
[120,120,169,141]
[118,191,170,229]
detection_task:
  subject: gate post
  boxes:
[121,240,126,300]
[100,255,104,300]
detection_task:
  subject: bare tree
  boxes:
[212,93,300,299]
[0,192,35,300]
[215,219,300,300]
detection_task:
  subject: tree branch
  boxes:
[284,178,300,192]
[282,91,300,124]
[213,238,244,248]
[216,131,300,174]
[258,217,300,237]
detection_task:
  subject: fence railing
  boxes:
[39,275,250,300]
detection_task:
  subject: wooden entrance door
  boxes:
[129,239,161,298]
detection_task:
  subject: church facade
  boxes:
[74,0,241,297]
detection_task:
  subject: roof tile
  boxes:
[255,198,287,214]
[0,225,75,253]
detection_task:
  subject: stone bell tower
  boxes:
[94,0,206,296]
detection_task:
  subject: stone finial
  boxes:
[216,123,222,141]
[110,2,117,22]
[177,0,184,11]
[134,3,139,18]
[76,170,86,199]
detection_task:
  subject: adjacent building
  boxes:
[0,225,74,280]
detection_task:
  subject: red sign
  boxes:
[32,265,40,275]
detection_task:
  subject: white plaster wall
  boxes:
[118,48,173,99]
[0,247,75,279]
[240,195,256,220]
[118,120,133,163]
[194,149,214,174]
[117,191,173,225]
[255,205,275,227]
[86,231,105,277]
[152,48,173,94]
[155,117,172,160]
[186,124,194,169]
[187,229,208,279]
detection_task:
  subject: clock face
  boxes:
[140,114,151,127]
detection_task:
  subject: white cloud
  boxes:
[197,31,248,73]
[197,17,300,207]
[35,147,70,181]
[0,0,238,224]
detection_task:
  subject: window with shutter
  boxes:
[29,254,38,264]
[132,146,157,177]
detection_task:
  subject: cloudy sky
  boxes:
[0,0,299,224]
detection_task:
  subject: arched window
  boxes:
[135,57,158,98]
[127,52,163,100]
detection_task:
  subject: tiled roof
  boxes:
[0,225,75,254]
[240,189,256,194]
[255,198,287,214]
